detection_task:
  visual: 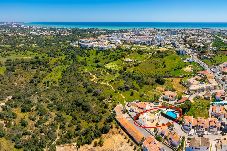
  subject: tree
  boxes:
[0,130,5,138]
[155,77,165,85]
[102,124,111,134]
[98,137,104,147]
[20,119,28,127]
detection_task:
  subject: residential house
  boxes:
[196,118,209,135]
[215,91,226,102]
[157,126,181,148]
[183,115,222,135]
[182,116,197,133]
[186,137,210,151]
[163,91,177,102]
[167,131,181,148]
[142,136,164,151]
[208,118,221,134]
[204,91,212,100]
[177,97,189,104]
[210,105,227,120]
[114,105,145,144]
[157,126,170,138]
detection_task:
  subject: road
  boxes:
[185,48,226,90]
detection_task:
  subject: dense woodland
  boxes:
[0,26,203,150]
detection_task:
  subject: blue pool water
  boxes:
[166,111,177,119]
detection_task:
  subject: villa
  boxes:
[176,97,189,104]
[167,131,181,148]
[182,116,197,133]
[208,118,221,134]
[157,126,170,138]
[142,136,164,151]
[210,105,227,119]
[196,118,209,135]
[162,91,177,102]
[156,126,181,148]
[114,105,145,144]
[182,116,222,135]
[215,90,226,102]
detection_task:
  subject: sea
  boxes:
[25,22,227,30]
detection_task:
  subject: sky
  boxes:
[0,0,227,22]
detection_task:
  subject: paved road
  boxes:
[185,48,226,90]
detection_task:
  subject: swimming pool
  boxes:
[166,111,177,119]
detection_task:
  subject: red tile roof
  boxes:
[143,136,162,151]
[116,117,144,144]
[177,97,188,104]
[183,116,197,126]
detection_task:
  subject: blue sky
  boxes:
[0,0,227,22]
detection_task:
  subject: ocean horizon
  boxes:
[25,22,227,30]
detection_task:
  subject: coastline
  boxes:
[24,22,227,30]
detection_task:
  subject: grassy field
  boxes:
[0,51,43,63]
[186,99,210,118]
[76,47,200,104]
[203,54,227,66]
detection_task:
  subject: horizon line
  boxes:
[1,21,227,24]
[27,21,227,23]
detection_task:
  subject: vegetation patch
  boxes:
[203,54,227,66]
[186,99,210,118]
[0,66,6,75]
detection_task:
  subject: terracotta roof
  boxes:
[136,102,147,109]
[212,106,225,114]
[197,118,209,128]
[116,117,144,144]
[183,116,197,126]
[143,136,162,151]
[114,105,124,118]
[216,91,225,98]
[198,70,210,75]
[177,97,188,104]
[208,118,221,127]
[158,126,169,136]
[168,132,180,143]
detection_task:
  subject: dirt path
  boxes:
[49,124,60,148]
[88,72,126,100]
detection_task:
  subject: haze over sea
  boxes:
[25,22,227,30]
